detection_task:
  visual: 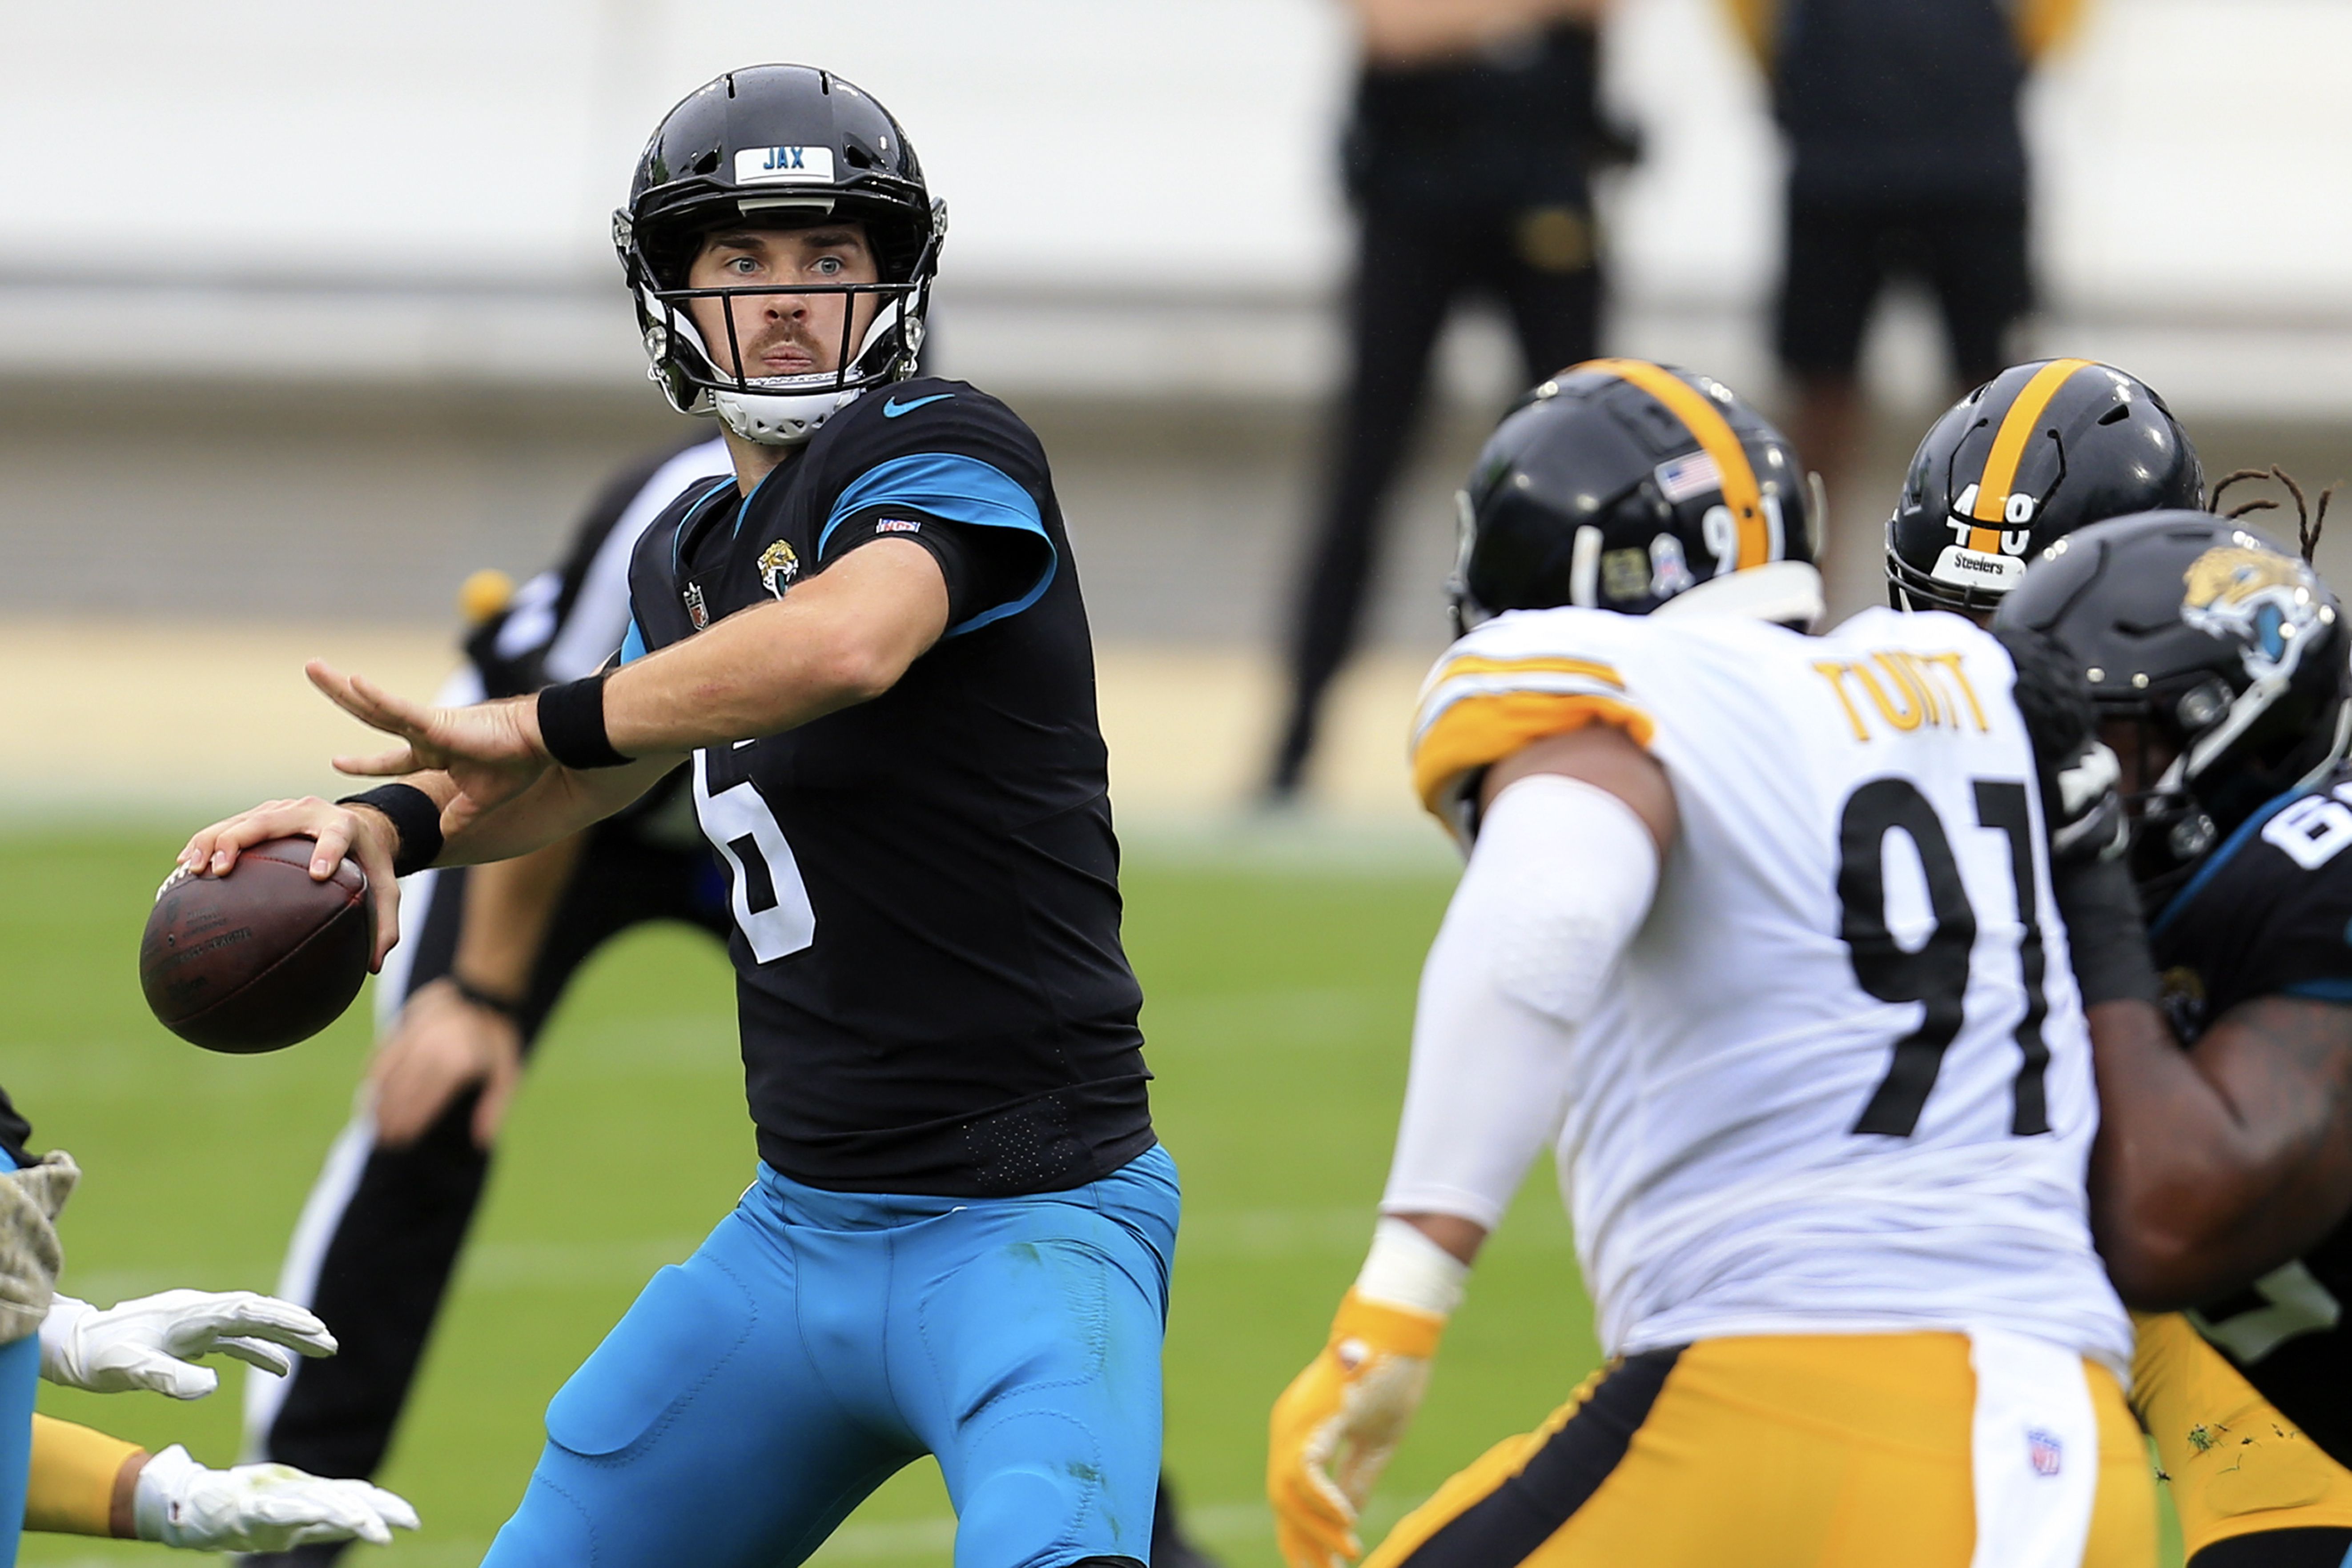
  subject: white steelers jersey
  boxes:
[1411,604,2133,1371]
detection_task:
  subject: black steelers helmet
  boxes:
[1994,511,2352,905]
[616,65,946,445]
[1450,359,1821,635]
[1886,359,2203,616]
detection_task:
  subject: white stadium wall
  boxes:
[2,0,2349,413]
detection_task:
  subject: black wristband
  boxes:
[449,972,527,1027]
[336,784,444,880]
[2050,852,2162,1008]
[537,672,631,770]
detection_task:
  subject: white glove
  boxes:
[40,1289,338,1399]
[133,1444,419,1552]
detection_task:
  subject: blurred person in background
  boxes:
[1728,0,2088,549]
[1265,0,1620,802]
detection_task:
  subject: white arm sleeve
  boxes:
[1379,773,1661,1231]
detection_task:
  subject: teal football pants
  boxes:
[0,1143,35,1567]
[480,1144,1178,1568]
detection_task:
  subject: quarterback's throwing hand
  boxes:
[1268,1290,1446,1568]
[41,1289,338,1400]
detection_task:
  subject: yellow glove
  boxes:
[1268,1288,1447,1568]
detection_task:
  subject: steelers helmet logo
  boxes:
[759,539,800,598]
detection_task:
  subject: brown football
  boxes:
[140,838,373,1054]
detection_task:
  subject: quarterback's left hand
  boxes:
[1268,1290,1447,1568]
[308,660,550,819]
[41,1289,338,1400]
[133,1444,419,1551]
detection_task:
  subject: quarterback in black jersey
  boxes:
[1998,514,2352,1568]
[183,65,1174,1568]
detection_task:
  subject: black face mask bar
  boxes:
[649,276,922,397]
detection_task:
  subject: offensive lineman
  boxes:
[1267,360,2155,1567]
[1883,361,2352,1566]
[181,65,1174,1568]
[1998,513,2352,1568]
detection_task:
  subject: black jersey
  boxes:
[2151,762,2352,1461]
[625,380,1152,1198]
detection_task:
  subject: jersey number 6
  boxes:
[1838,777,2052,1139]
[692,747,817,963]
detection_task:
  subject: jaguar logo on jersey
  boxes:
[683,581,709,630]
[2181,544,2325,682]
[758,539,800,599]
[1928,485,2038,594]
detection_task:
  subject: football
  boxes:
[139,838,373,1054]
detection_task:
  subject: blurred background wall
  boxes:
[2,0,2348,806]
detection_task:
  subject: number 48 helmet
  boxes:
[1450,359,1822,636]
[615,64,946,446]
[1886,359,2204,616]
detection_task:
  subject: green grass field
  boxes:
[2,827,1601,1566]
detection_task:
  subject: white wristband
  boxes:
[1353,1217,1469,1318]
[132,1444,197,1544]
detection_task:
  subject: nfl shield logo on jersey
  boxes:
[683,581,710,630]
[2026,1428,2064,1478]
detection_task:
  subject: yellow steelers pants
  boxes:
[2132,1311,2352,1562]
[1362,1333,2153,1568]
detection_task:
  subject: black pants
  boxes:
[1774,191,2031,389]
[241,826,730,1563]
[1269,201,1601,794]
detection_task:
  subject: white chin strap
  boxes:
[1654,561,1827,630]
[713,384,865,446]
[665,292,923,448]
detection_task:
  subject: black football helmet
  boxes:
[1994,511,2352,905]
[1449,359,1821,635]
[616,64,945,445]
[1886,359,2203,616]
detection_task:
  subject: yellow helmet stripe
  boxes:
[1576,358,1769,570]
[1966,357,2097,552]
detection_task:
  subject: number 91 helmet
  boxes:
[1450,359,1821,636]
[616,64,946,446]
[1886,359,2203,616]
[1993,511,2352,905]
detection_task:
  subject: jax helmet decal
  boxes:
[616,64,945,446]
[1449,358,1821,636]
[1886,359,2203,615]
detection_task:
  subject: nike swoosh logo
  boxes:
[882,393,953,418]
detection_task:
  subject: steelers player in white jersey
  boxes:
[1266,360,2156,1568]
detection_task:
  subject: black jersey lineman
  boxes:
[2147,762,2352,1463]
[624,377,1154,1197]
